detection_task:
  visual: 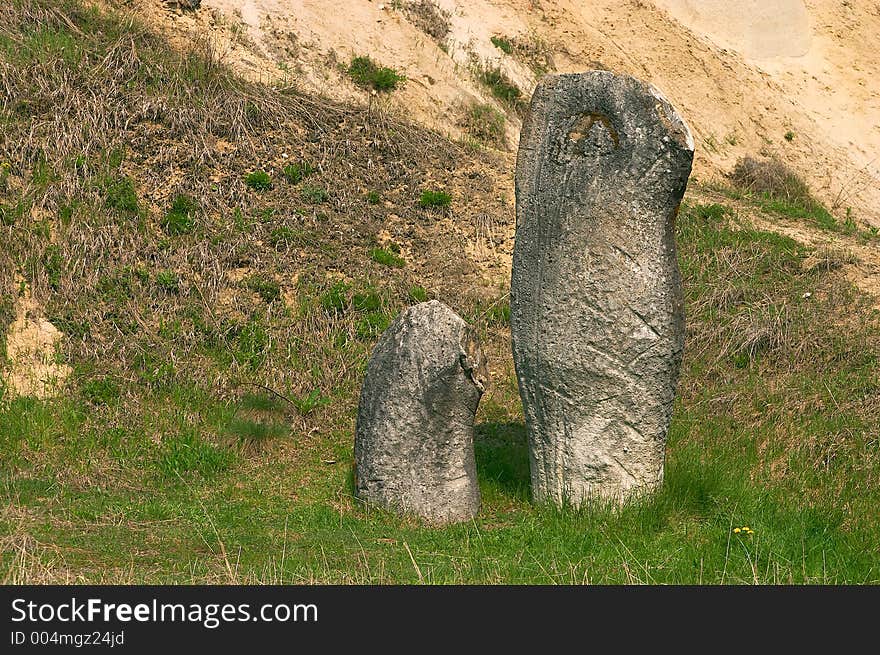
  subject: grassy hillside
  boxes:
[1,0,878,583]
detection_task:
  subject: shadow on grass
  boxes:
[474,421,531,501]
[342,422,532,504]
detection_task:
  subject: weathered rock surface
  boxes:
[510,71,694,506]
[355,300,487,524]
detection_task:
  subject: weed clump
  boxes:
[355,312,390,340]
[42,245,63,290]
[490,36,513,54]
[370,247,405,268]
[103,176,138,213]
[161,194,197,235]
[155,270,180,294]
[81,377,121,405]
[291,389,330,415]
[479,66,522,106]
[245,170,273,191]
[408,285,428,303]
[301,185,328,204]
[320,281,350,315]
[348,56,406,92]
[245,275,281,304]
[283,161,315,184]
[268,226,310,249]
[419,189,452,210]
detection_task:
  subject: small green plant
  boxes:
[268,226,310,249]
[408,285,428,302]
[96,269,135,303]
[235,319,270,370]
[0,200,28,226]
[58,202,75,225]
[353,289,382,312]
[691,202,730,222]
[0,161,11,191]
[245,170,273,191]
[301,185,329,203]
[155,270,180,294]
[366,190,381,204]
[479,67,521,106]
[103,176,138,213]
[246,274,282,304]
[348,56,406,92]
[355,312,390,340]
[490,35,513,54]
[291,389,331,415]
[784,131,795,142]
[419,189,452,209]
[161,194,198,235]
[42,245,63,291]
[483,300,510,326]
[320,281,350,314]
[283,161,315,184]
[31,154,55,188]
[81,377,121,405]
[370,247,405,268]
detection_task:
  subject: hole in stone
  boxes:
[567,112,620,151]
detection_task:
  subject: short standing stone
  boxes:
[510,71,694,506]
[355,300,487,524]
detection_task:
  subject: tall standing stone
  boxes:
[510,71,694,506]
[355,300,487,524]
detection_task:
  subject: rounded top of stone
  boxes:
[530,70,694,156]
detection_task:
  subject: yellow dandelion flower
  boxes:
[743,526,750,531]
[733,528,741,533]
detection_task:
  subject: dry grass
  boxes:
[729,156,813,205]
[401,1,451,43]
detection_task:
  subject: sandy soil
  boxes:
[139,0,880,228]
[3,285,72,399]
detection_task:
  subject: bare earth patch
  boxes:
[3,286,72,399]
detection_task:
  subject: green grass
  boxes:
[245,170,272,191]
[418,189,452,209]
[2,0,879,585]
[155,270,180,294]
[490,35,513,55]
[102,176,138,213]
[347,56,406,92]
[245,274,282,304]
[6,200,877,583]
[161,194,198,235]
[300,185,328,204]
[283,161,315,184]
[408,285,428,303]
[370,247,405,268]
[478,67,522,107]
